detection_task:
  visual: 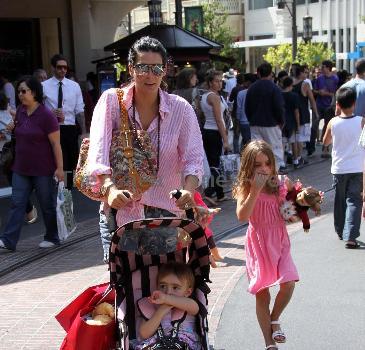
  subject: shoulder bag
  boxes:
[74,88,159,201]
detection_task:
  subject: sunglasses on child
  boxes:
[133,63,165,76]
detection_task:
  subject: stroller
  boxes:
[109,192,211,350]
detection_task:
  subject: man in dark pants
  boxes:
[309,60,338,157]
[42,54,86,189]
[229,73,245,153]
[244,62,286,173]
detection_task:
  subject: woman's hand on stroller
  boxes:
[107,187,133,209]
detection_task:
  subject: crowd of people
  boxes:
[0,36,365,349]
[0,54,97,251]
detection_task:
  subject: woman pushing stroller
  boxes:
[87,36,204,258]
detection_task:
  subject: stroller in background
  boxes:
[109,193,212,350]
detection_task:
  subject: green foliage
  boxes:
[115,63,126,81]
[202,1,241,68]
[263,42,335,70]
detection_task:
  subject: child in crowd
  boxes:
[323,87,365,248]
[136,261,201,350]
[193,191,223,267]
[233,140,299,350]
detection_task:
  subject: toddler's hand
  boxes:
[251,172,270,192]
[158,304,173,315]
[149,290,167,305]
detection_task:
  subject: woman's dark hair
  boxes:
[0,92,9,110]
[175,68,197,89]
[16,76,43,104]
[336,87,356,109]
[128,36,167,66]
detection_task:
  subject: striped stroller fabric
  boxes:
[109,217,211,350]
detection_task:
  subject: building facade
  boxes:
[0,0,144,197]
[237,0,365,72]
[117,0,244,42]
[0,0,144,82]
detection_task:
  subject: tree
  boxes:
[263,42,335,71]
[202,1,240,68]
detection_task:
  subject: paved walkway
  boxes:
[0,155,336,349]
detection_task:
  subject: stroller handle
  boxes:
[171,189,195,220]
[110,191,195,220]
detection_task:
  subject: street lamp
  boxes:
[148,0,162,25]
[277,0,297,61]
[302,15,313,43]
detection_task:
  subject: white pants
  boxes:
[250,125,285,169]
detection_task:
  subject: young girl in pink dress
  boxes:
[233,140,299,350]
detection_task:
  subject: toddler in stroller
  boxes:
[137,261,200,349]
[109,213,211,350]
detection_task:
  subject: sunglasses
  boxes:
[56,65,68,70]
[134,63,165,76]
[18,88,30,95]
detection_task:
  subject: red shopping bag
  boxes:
[56,283,116,350]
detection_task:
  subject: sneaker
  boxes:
[0,239,13,252]
[294,158,309,169]
[26,206,38,224]
[39,240,57,248]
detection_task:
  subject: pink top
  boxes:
[87,84,204,225]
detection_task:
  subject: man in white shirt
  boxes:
[223,68,237,100]
[42,54,85,189]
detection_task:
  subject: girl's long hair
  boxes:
[232,140,277,199]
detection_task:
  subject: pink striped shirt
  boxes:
[87,84,204,225]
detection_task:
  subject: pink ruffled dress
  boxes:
[245,183,299,295]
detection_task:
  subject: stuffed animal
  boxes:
[280,200,297,221]
[286,181,323,232]
[85,302,115,326]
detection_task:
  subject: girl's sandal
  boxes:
[271,320,286,343]
[265,346,278,350]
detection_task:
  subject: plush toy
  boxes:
[280,200,297,221]
[286,180,323,232]
[85,302,115,326]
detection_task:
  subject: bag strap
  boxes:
[115,88,133,151]
[115,88,138,187]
